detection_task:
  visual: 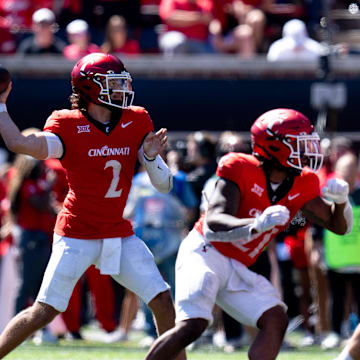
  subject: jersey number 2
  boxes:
[104,160,122,198]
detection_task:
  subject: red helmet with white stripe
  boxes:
[251,108,323,172]
[71,53,134,109]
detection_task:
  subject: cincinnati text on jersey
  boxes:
[88,146,130,157]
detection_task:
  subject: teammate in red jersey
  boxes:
[0,53,185,360]
[145,108,353,360]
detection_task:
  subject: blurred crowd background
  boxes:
[0,0,360,355]
[0,0,358,57]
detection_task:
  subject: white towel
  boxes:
[97,238,122,275]
[226,259,258,292]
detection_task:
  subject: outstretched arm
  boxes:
[302,178,352,235]
[0,83,49,159]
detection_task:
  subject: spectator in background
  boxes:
[101,15,140,55]
[62,265,118,340]
[63,19,100,61]
[307,136,355,347]
[321,153,360,350]
[210,0,265,55]
[158,0,214,56]
[0,17,16,54]
[167,148,198,228]
[17,8,66,55]
[138,0,162,53]
[209,12,254,57]
[8,155,56,315]
[83,0,141,31]
[201,131,248,212]
[185,131,217,226]
[0,0,51,32]
[267,19,325,61]
[7,151,57,344]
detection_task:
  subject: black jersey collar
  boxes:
[262,161,295,204]
[81,109,122,135]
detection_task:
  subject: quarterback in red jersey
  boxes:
[0,53,185,360]
[145,108,353,360]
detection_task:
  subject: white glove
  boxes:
[322,178,349,204]
[252,205,290,234]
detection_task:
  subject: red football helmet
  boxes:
[251,108,323,172]
[71,53,134,109]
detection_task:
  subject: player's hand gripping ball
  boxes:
[0,67,11,94]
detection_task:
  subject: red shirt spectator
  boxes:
[142,0,160,4]
[0,0,52,31]
[63,19,100,61]
[64,43,100,61]
[112,40,140,54]
[44,158,67,204]
[16,178,50,231]
[0,16,16,53]
[159,0,213,42]
[61,0,82,15]
[101,15,140,55]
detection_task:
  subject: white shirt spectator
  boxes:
[267,19,325,61]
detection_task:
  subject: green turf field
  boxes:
[4,339,341,360]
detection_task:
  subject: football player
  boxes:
[145,108,353,360]
[0,53,185,360]
[334,323,360,360]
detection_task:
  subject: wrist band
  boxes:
[0,104,7,113]
[143,152,156,161]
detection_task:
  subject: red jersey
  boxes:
[43,107,154,239]
[194,153,320,267]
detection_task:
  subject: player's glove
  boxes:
[252,205,290,234]
[322,178,349,204]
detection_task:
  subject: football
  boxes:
[0,67,11,93]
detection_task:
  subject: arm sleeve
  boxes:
[138,147,173,194]
[42,132,64,159]
[43,112,66,159]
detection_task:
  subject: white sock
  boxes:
[334,346,354,360]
